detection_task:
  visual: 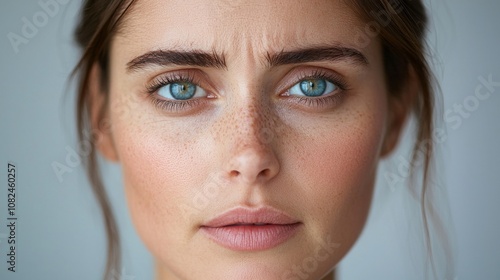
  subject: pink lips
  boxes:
[200,207,301,251]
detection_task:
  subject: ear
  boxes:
[88,63,119,162]
[380,66,419,158]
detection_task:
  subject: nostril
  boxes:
[226,149,280,184]
[259,169,270,177]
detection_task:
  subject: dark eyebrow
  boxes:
[266,46,369,67]
[126,46,367,72]
[126,49,227,72]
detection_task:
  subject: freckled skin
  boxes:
[97,0,398,279]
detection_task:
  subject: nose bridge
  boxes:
[218,93,280,186]
[233,97,272,149]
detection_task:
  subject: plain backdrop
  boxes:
[0,0,499,279]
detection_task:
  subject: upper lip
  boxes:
[201,206,300,228]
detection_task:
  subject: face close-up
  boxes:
[94,0,400,279]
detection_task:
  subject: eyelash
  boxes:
[146,72,206,112]
[145,69,349,112]
[285,69,348,109]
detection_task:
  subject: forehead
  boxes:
[115,0,371,56]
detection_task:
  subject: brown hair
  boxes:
[72,0,452,279]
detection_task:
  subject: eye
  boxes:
[289,78,338,97]
[145,72,214,113]
[157,81,207,100]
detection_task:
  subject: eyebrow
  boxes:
[126,49,227,72]
[126,46,368,72]
[266,46,369,67]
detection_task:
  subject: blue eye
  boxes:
[158,81,206,100]
[289,78,337,97]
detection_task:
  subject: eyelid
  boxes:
[143,67,349,113]
[288,79,337,97]
[146,70,202,95]
[276,66,348,96]
[143,69,218,113]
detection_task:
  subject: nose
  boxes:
[222,103,281,186]
[228,145,279,185]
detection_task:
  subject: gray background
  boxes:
[0,0,499,279]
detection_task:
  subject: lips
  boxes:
[200,207,301,251]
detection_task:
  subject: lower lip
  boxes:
[201,223,301,251]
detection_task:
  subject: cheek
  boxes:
[119,130,187,243]
[308,106,386,197]
[109,94,211,256]
[289,90,388,247]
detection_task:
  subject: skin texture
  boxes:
[90,0,411,279]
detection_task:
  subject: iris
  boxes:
[290,78,337,97]
[300,79,327,96]
[160,82,197,100]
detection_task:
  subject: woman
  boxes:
[72,0,453,279]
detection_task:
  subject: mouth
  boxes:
[200,207,302,251]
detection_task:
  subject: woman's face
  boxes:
[99,0,394,279]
